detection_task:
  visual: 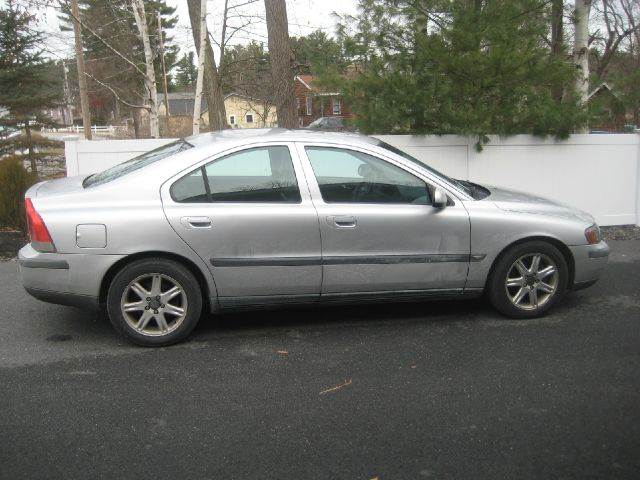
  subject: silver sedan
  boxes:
[19,129,609,346]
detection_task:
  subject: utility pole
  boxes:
[192,0,207,135]
[71,0,92,140]
[157,10,170,117]
[264,0,297,129]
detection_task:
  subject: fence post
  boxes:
[64,138,79,176]
[636,134,640,227]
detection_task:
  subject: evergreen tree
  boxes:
[335,0,587,147]
[291,30,348,75]
[174,52,198,90]
[0,1,62,177]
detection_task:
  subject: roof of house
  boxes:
[295,75,340,96]
[158,92,208,116]
[588,82,622,102]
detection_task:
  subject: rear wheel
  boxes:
[106,258,203,346]
[487,241,568,318]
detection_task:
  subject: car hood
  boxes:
[485,185,595,224]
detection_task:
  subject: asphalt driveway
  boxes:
[0,240,639,479]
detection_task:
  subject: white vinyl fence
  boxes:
[65,134,640,226]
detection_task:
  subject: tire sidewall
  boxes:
[488,241,569,318]
[107,258,203,346]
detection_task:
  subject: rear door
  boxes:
[161,143,322,306]
[296,143,471,295]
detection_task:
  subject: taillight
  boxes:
[584,224,601,245]
[24,198,56,252]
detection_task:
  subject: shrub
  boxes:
[0,156,37,231]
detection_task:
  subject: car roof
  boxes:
[185,128,376,150]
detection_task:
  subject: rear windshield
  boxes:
[83,139,193,188]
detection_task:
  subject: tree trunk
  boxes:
[24,122,37,179]
[157,11,171,118]
[71,0,92,140]
[573,0,591,104]
[187,0,227,131]
[131,0,160,138]
[193,0,207,135]
[573,0,591,132]
[265,0,297,129]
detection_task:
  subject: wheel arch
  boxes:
[99,251,214,312]
[486,236,575,288]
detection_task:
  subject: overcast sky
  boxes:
[39,0,360,64]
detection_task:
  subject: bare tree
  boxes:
[71,0,92,139]
[264,0,297,129]
[131,0,159,138]
[193,0,207,135]
[591,0,640,79]
[187,0,227,131]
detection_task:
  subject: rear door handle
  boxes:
[327,215,357,229]
[180,216,212,229]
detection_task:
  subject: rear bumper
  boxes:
[569,241,610,290]
[18,244,124,310]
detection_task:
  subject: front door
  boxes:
[162,144,322,306]
[296,144,471,295]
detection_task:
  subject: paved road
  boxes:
[1,241,639,479]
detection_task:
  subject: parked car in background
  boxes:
[307,117,346,131]
[19,129,609,346]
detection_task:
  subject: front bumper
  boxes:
[18,244,124,310]
[569,241,610,290]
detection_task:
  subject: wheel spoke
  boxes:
[529,288,538,307]
[537,265,556,279]
[506,277,524,288]
[161,285,182,303]
[156,312,169,332]
[164,304,185,317]
[150,275,162,296]
[514,260,528,276]
[123,301,145,313]
[512,287,528,305]
[537,281,555,294]
[529,254,541,274]
[130,282,149,300]
[136,310,154,330]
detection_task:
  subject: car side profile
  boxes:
[19,129,609,346]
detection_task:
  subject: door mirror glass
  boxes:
[432,188,447,208]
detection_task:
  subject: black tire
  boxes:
[487,240,569,319]
[106,258,203,346]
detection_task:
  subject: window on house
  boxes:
[332,98,341,115]
[246,114,254,124]
[229,115,236,125]
[306,96,312,116]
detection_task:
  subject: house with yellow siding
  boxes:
[157,92,277,129]
[224,93,277,129]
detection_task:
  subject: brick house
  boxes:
[294,74,354,128]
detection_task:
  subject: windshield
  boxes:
[83,139,193,188]
[376,140,474,197]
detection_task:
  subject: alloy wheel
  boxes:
[120,273,188,336]
[504,253,559,311]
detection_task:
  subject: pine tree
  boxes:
[0,1,62,177]
[174,52,198,90]
[336,0,587,147]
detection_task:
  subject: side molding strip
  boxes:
[211,254,487,267]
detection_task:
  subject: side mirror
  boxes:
[432,187,447,208]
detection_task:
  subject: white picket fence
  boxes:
[64,134,640,226]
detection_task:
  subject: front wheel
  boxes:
[106,258,203,346]
[487,241,569,318]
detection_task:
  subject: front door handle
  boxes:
[327,215,357,229]
[180,216,212,229]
